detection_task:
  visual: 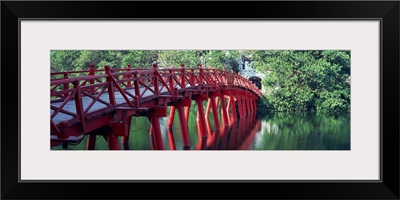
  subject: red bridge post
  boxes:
[149,125,155,150]
[126,64,132,88]
[169,68,174,89]
[167,128,176,150]
[245,94,250,113]
[107,132,120,150]
[229,90,237,121]
[205,98,211,119]
[105,66,116,106]
[168,106,175,129]
[122,112,131,150]
[153,63,159,95]
[177,103,191,150]
[194,95,209,141]
[236,92,242,118]
[250,95,254,113]
[86,135,96,150]
[199,64,203,87]
[73,80,86,133]
[247,94,251,113]
[184,105,190,124]
[255,97,258,112]
[226,94,231,124]
[89,64,95,93]
[243,95,248,116]
[147,110,164,150]
[133,72,140,98]
[220,93,229,125]
[63,72,69,98]
[210,95,220,131]
[251,97,255,113]
[180,64,185,87]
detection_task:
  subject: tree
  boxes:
[253,50,350,113]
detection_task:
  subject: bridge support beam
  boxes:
[168,106,175,129]
[244,96,249,115]
[205,98,211,120]
[149,125,155,150]
[86,135,97,150]
[254,98,257,112]
[121,113,131,150]
[177,105,190,150]
[252,98,256,113]
[229,91,237,121]
[148,109,165,150]
[240,95,246,116]
[242,94,247,116]
[248,97,252,113]
[237,95,242,118]
[250,97,254,113]
[226,97,231,124]
[185,104,190,124]
[107,133,120,150]
[122,135,130,150]
[220,94,229,125]
[194,95,209,140]
[167,128,176,150]
[167,106,176,150]
[248,96,252,113]
[149,117,163,150]
[250,98,253,113]
[210,96,220,131]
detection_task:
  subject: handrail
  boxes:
[50,64,262,126]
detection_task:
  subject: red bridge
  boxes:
[51,64,262,150]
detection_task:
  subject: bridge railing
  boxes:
[51,64,262,137]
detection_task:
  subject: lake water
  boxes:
[52,110,350,150]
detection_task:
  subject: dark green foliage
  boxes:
[50,50,159,71]
[254,50,350,114]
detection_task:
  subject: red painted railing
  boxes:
[50,64,262,143]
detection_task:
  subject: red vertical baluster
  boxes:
[169,69,174,91]
[180,64,185,88]
[126,64,132,88]
[133,72,140,97]
[89,64,95,93]
[153,63,159,96]
[73,80,86,133]
[105,66,116,107]
[63,73,69,98]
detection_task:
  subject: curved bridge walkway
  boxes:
[51,64,262,150]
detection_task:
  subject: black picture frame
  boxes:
[1,1,399,199]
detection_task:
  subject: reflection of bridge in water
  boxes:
[51,63,262,150]
[164,109,261,150]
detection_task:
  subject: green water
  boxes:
[250,113,350,150]
[51,112,350,150]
